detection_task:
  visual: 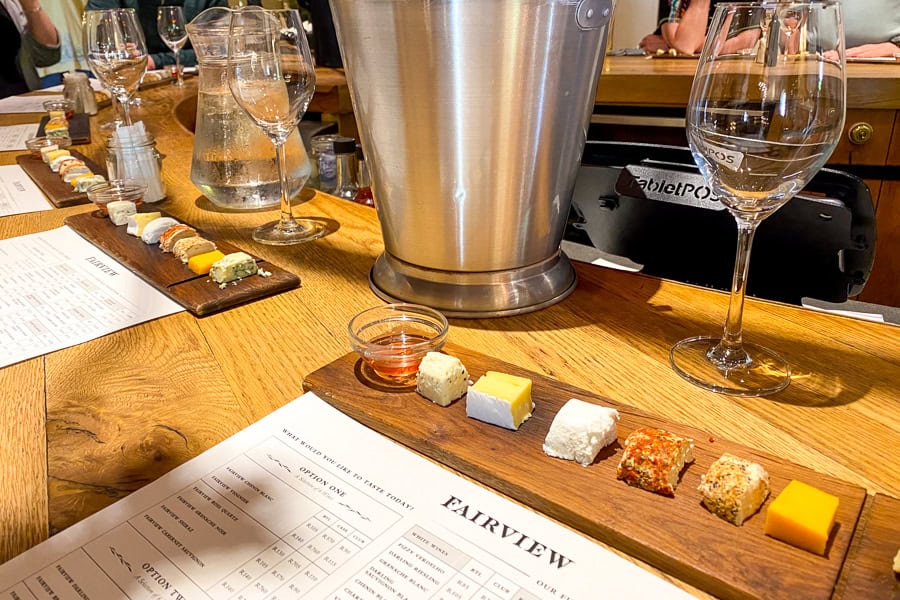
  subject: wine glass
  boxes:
[669,1,846,396]
[227,7,327,245]
[157,6,188,86]
[83,9,149,127]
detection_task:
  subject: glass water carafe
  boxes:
[187,7,310,210]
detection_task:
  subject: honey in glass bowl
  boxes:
[348,303,449,385]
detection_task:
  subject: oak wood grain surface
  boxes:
[0,78,898,599]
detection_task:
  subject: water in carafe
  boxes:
[188,8,310,210]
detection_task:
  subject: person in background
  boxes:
[83,0,228,71]
[0,0,60,98]
[842,1,900,59]
[639,0,672,54]
[660,0,900,58]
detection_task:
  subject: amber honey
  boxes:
[362,332,432,381]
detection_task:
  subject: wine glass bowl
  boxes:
[227,7,325,245]
[157,6,188,86]
[670,1,846,396]
[83,9,148,127]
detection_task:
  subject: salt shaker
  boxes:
[63,72,97,116]
[332,137,358,201]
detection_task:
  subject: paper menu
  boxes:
[0,123,39,151]
[0,392,692,600]
[0,94,63,114]
[0,164,53,216]
[0,226,184,368]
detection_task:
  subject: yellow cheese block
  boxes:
[467,371,533,430]
[764,480,839,555]
[188,250,226,275]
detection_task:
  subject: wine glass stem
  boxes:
[274,140,297,229]
[174,49,184,85]
[710,218,759,366]
[118,95,133,126]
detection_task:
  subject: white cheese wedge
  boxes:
[416,351,469,406]
[543,398,619,466]
[140,217,180,244]
[107,200,136,226]
[465,371,533,430]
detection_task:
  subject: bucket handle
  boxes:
[576,0,613,30]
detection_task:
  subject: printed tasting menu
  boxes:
[0,392,691,600]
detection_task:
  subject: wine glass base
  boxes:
[253,218,328,246]
[670,336,790,397]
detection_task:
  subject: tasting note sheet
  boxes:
[0,123,39,151]
[0,226,183,368]
[0,392,692,600]
[0,164,53,216]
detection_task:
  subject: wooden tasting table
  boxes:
[0,80,898,598]
[595,55,900,309]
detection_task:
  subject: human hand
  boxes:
[147,55,156,70]
[639,34,669,54]
[846,42,900,59]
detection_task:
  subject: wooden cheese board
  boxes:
[37,113,91,145]
[16,150,105,208]
[64,210,300,316]
[302,346,898,600]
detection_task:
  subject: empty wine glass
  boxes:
[83,9,148,126]
[157,6,188,86]
[227,7,326,245]
[669,1,846,396]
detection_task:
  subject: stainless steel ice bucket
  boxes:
[329,0,613,316]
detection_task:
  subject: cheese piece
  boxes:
[62,166,92,183]
[74,174,106,193]
[616,427,694,496]
[140,217,180,244]
[107,200,136,226]
[40,144,59,163]
[698,454,769,526]
[416,351,469,406]
[543,398,619,466]
[465,371,533,430]
[173,236,216,263]
[49,154,76,173]
[45,149,70,164]
[764,480,839,555]
[210,251,258,283]
[159,224,197,252]
[126,211,161,236]
[188,250,226,275]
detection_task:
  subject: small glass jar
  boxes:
[310,133,340,193]
[354,144,374,207]
[85,179,146,216]
[43,99,75,120]
[332,136,358,201]
[25,135,70,158]
[105,134,166,203]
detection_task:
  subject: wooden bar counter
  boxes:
[0,80,898,598]
[595,56,900,308]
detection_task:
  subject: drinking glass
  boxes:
[157,6,188,86]
[227,7,327,245]
[669,1,846,396]
[83,9,148,126]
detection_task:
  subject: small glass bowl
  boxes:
[85,179,146,216]
[43,99,75,119]
[25,135,71,158]
[348,303,449,385]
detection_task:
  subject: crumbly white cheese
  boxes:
[416,352,469,406]
[543,398,619,466]
[210,252,257,284]
[107,200,136,226]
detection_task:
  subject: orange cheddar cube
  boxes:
[187,250,225,275]
[764,480,839,555]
